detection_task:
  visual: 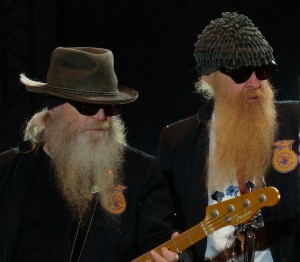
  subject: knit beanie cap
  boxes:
[194,12,276,75]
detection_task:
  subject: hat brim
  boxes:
[24,84,138,104]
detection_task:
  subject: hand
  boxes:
[146,232,180,262]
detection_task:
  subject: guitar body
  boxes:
[131,187,280,262]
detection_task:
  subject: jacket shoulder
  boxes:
[275,100,299,113]
[0,141,37,165]
[0,148,19,165]
[275,100,299,140]
[124,146,158,163]
[161,100,213,137]
[276,100,299,123]
[161,114,199,136]
[275,100,299,105]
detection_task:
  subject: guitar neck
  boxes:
[131,187,280,262]
[131,223,206,261]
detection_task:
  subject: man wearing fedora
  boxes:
[158,12,299,261]
[0,47,190,261]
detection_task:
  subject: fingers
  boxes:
[146,233,181,262]
[171,232,179,240]
[148,248,179,262]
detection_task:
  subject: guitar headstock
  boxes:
[131,187,281,262]
[204,187,280,233]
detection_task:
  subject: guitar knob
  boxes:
[259,194,266,202]
[242,199,251,207]
[227,204,235,212]
[211,209,219,218]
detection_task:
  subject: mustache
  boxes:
[247,89,263,96]
[84,121,111,131]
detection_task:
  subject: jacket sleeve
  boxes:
[125,149,192,261]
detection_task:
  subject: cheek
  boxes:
[215,73,242,95]
[220,84,242,98]
[107,117,113,124]
[65,116,84,136]
[233,86,245,97]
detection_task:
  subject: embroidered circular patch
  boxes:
[106,185,127,215]
[272,140,298,173]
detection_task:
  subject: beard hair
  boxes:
[207,79,278,193]
[44,112,126,220]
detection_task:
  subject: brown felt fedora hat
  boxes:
[20,47,138,104]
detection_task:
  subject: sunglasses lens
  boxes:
[220,64,277,84]
[76,104,99,116]
[69,101,121,116]
[255,64,277,80]
[219,67,252,84]
[101,104,121,116]
[230,68,253,84]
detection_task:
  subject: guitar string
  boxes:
[132,201,262,261]
[169,202,261,251]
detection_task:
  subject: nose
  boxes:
[246,72,260,90]
[92,108,107,120]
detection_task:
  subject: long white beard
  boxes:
[44,114,126,218]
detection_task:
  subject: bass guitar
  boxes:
[131,186,280,261]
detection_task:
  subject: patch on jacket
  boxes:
[272,140,298,173]
[106,185,127,215]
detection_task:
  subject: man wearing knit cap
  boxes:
[159,12,299,261]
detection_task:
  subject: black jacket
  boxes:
[0,144,180,262]
[158,100,300,261]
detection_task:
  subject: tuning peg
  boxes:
[211,191,225,202]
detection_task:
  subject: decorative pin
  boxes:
[106,185,127,215]
[226,185,239,197]
[272,140,298,173]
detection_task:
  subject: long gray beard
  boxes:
[45,115,126,219]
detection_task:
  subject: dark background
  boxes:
[1,0,299,156]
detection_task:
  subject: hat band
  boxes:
[46,85,118,96]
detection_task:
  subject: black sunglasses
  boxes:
[67,100,122,116]
[219,64,277,84]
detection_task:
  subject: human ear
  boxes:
[48,107,58,117]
